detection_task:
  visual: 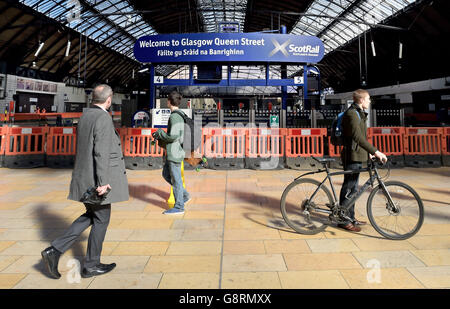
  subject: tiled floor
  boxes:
[0,166,449,289]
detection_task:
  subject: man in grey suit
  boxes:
[41,84,129,279]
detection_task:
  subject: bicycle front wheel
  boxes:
[367,181,424,240]
[280,178,333,234]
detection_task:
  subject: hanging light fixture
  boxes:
[371,40,376,57]
[34,42,45,57]
[65,40,71,57]
[399,42,403,59]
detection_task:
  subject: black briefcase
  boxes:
[80,187,111,204]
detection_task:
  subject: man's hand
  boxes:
[373,151,388,164]
[96,184,111,196]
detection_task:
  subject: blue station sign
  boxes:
[134,33,324,64]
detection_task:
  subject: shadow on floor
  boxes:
[128,183,168,209]
[229,189,384,239]
[33,204,86,279]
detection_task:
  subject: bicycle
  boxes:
[280,157,424,240]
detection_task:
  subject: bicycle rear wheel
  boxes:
[280,178,333,234]
[367,181,424,240]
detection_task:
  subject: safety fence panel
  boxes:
[5,127,46,168]
[245,128,286,169]
[116,127,127,154]
[203,127,247,169]
[369,127,404,168]
[0,126,6,167]
[46,127,77,168]
[404,127,443,167]
[123,128,164,169]
[285,128,326,170]
[442,127,450,166]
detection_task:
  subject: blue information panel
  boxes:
[134,33,324,64]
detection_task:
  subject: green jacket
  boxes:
[341,103,378,164]
[155,111,185,163]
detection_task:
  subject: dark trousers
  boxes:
[339,161,362,225]
[51,203,111,268]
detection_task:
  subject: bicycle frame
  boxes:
[295,161,397,215]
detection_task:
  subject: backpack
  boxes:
[172,110,202,153]
[330,106,361,146]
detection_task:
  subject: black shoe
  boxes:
[41,246,62,279]
[81,263,116,278]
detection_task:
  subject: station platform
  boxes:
[0,166,449,289]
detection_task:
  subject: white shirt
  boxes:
[95,104,109,113]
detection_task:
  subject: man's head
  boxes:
[167,91,182,109]
[92,84,113,110]
[353,89,371,110]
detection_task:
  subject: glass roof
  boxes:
[291,0,416,54]
[197,0,247,32]
[20,0,156,59]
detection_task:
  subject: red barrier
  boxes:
[442,127,450,156]
[203,127,247,158]
[286,128,326,157]
[246,128,286,158]
[46,127,77,156]
[0,126,6,155]
[124,128,164,157]
[369,127,404,156]
[403,127,442,155]
[5,126,46,168]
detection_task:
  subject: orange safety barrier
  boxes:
[123,128,165,169]
[203,127,247,158]
[245,128,286,169]
[442,127,450,166]
[5,126,46,168]
[46,127,77,156]
[46,127,77,168]
[404,127,442,155]
[369,127,404,156]
[285,128,327,170]
[286,128,327,157]
[0,126,6,167]
[246,128,286,158]
[116,127,127,153]
[203,127,247,169]
[404,127,443,167]
[327,136,343,158]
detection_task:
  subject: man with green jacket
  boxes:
[339,89,387,232]
[153,91,190,215]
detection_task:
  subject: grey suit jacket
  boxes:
[68,106,129,205]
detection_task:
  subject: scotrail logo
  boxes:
[269,39,320,57]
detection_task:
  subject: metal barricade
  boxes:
[5,126,46,168]
[404,127,443,167]
[124,128,164,169]
[46,127,77,168]
[285,128,326,170]
[245,128,286,169]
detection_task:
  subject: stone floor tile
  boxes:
[13,274,94,289]
[127,229,184,241]
[417,224,450,236]
[159,273,219,289]
[0,241,15,253]
[0,256,22,272]
[166,241,221,255]
[224,229,280,241]
[0,274,27,289]
[183,211,224,220]
[111,241,169,256]
[408,235,450,249]
[223,241,266,255]
[410,249,450,266]
[0,229,54,241]
[0,241,50,256]
[284,253,362,271]
[278,270,349,289]
[172,219,223,230]
[264,240,311,254]
[103,229,134,241]
[306,239,360,253]
[117,219,174,229]
[352,251,426,268]
[99,256,151,274]
[352,238,416,251]
[221,272,282,289]
[181,229,223,241]
[145,255,221,273]
[340,268,425,289]
[278,229,326,240]
[88,273,162,289]
[222,254,287,272]
[407,266,450,288]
